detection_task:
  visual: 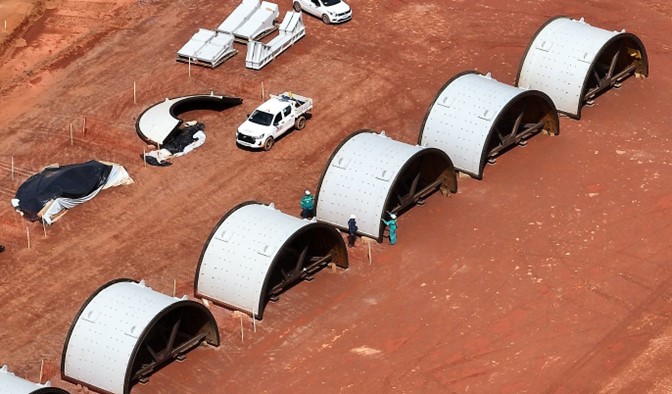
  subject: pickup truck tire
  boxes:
[322,14,330,24]
[263,137,275,151]
[293,2,301,12]
[295,116,307,130]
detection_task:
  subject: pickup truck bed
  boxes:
[272,92,313,116]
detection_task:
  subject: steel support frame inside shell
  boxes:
[419,71,559,179]
[194,201,348,320]
[61,279,220,394]
[516,16,648,119]
[315,129,457,241]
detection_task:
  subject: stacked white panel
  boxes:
[217,0,260,34]
[245,12,305,70]
[234,2,279,40]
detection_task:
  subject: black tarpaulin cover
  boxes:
[15,161,112,220]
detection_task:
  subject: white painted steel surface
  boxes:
[217,0,259,34]
[137,94,224,145]
[177,29,215,58]
[317,131,425,239]
[0,365,60,394]
[233,2,279,41]
[246,12,305,70]
[421,72,526,177]
[63,280,186,394]
[517,17,619,116]
[197,203,311,316]
[197,33,235,64]
[176,29,235,67]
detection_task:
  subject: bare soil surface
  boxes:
[1,0,671,393]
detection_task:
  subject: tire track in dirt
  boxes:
[545,272,672,392]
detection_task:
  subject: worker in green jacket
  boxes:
[300,190,315,219]
[382,213,397,245]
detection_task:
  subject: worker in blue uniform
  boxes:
[347,214,358,247]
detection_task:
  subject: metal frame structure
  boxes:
[195,202,348,320]
[316,130,457,241]
[135,93,243,146]
[516,16,648,118]
[245,11,305,70]
[194,201,348,320]
[419,71,559,179]
[61,279,219,394]
[0,365,69,394]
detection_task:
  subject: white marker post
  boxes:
[368,241,372,265]
[133,81,137,104]
[188,57,192,78]
[172,279,176,297]
[82,116,86,135]
[261,81,264,100]
[42,220,47,237]
[69,123,73,145]
[38,359,44,384]
[26,226,31,249]
[239,316,244,342]
[11,156,14,180]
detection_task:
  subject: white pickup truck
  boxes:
[236,92,313,151]
[292,0,352,24]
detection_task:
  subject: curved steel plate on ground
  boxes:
[0,365,69,394]
[316,130,457,241]
[195,202,348,319]
[516,16,648,118]
[61,279,219,394]
[420,71,559,179]
[135,93,242,145]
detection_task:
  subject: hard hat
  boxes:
[390,214,397,219]
[305,190,311,195]
[350,214,356,220]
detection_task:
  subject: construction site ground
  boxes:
[1,0,671,393]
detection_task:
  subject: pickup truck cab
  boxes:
[237,92,313,151]
[292,0,352,24]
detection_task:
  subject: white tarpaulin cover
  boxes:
[13,161,133,225]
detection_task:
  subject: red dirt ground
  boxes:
[1,0,672,393]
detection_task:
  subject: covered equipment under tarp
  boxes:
[13,160,133,224]
[142,122,207,166]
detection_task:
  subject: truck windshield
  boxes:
[323,0,342,5]
[249,110,273,126]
